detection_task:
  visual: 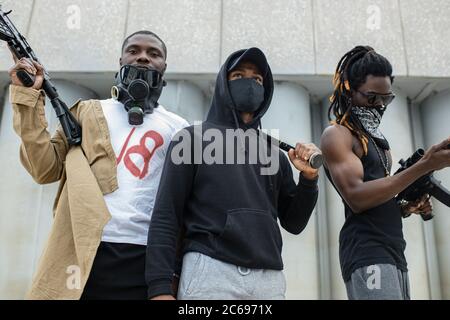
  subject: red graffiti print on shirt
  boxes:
[116,128,164,179]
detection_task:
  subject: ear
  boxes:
[348,88,356,100]
[119,57,123,66]
[161,63,168,87]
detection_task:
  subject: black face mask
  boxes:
[228,78,265,113]
[112,65,166,125]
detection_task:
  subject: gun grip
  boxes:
[421,213,434,221]
[16,69,35,87]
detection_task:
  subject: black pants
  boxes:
[80,242,147,300]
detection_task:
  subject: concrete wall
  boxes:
[0,0,449,299]
[421,91,450,299]
[1,0,450,76]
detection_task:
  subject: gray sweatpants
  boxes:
[177,252,286,300]
[345,264,410,300]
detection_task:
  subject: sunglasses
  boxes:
[357,90,396,106]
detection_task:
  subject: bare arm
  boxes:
[320,125,450,213]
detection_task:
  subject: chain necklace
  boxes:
[368,135,391,177]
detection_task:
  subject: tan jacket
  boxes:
[10,85,119,299]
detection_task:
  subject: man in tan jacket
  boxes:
[9,30,188,299]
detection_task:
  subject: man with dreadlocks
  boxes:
[320,45,450,300]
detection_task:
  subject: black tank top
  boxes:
[325,138,407,282]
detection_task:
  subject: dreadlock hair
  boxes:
[328,45,394,155]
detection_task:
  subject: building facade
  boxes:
[0,0,449,299]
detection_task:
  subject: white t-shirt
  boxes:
[100,99,189,245]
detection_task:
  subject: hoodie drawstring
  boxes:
[231,107,248,155]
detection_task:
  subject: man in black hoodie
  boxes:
[145,48,320,300]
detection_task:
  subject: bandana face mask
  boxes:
[352,105,386,138]
[352,105,390,150]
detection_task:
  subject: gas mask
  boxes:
[111,65,166,125]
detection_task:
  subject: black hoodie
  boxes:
[145,49,319,298]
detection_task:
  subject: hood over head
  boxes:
[206,47,274,129]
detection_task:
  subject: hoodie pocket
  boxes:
[215,208,282,267]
